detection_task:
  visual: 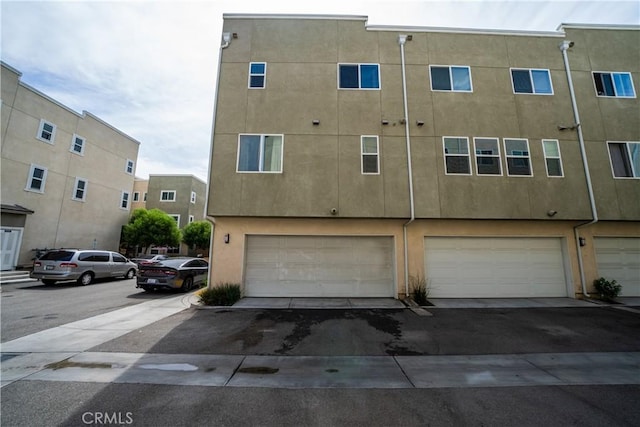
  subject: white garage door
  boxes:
[595,237,640,297]
[244,235,395,297]
[424,237,568,298]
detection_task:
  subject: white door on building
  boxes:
[244,235,395,297]
[424,237,568,298]
[595,237,640,297]
[1,227,24,271]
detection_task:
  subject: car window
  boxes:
[112,254,127,263]
[78,252,94,261]
[94,252,110,262]
[40,251,75,261]
[183,260,196,267]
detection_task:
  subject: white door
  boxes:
[1,227,24,271]
[424,237,568,298]
[244,235,395,297]
[595,237,640,297]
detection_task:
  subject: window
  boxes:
[443,137,471,175]
[237,134,283,173]
[73,177,88,201]
[160,191,176,201]
[361,136,380,174]
[120,191,130,209]
[126,159,135,175]
[593,72,636,98]
[511,69,553,94]
[133,192,140,202]
[607,142,640,178]
[112,254,127,263]
[338,64,380,89]
[143,192,147,201]
[430,66,472,92]
[504,139,532,176]
[191,191,197,204]
[542,140,564,177]
[474,138,502,175]
[70,134,85,155]
[189,215,194,223]
[249,62,266,88]
[26,164,48,193]
[169,214,180,224]
[37,119,56,143]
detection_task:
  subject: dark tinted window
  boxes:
[40,251,74,261]
[78,252,110,262]
[339,65,359,88]
[112,254,127,263]
[511,69,533,93]
[431,67,451,90]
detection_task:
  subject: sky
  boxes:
[2,1,638,183]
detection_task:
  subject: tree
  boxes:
[123,208,181,254]
[182,220,211,250]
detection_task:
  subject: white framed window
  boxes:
[511,69,553,95]
[37,119,56,144]
[361,136,380,174]
[593,72,636,98]
[189,215,195,223]
[237,134,284,173]
[169,214,180,225]
[474,137,502,176]
[25,164,48,193]
[70,134,85,155]
[72,177,88,201]
[125,159,135,175]
[248,62,266,89]
[143,192,147,201]
[160,190,176,202]
[607,141,640,178]
[338,63,380,89]
[190,191,197,204]
[542,140,564,177]
[430,65,472,92]
[443,137,471,175]
[133,192,140,202]
[504,138,533,176]
[120,191,130,210]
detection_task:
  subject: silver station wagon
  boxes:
[31,249,137,286]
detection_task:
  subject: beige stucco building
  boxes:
[207,15,639,299]
[1,62,140,270]
[132,174,207,255]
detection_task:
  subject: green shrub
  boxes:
[409,275,429,306]
[198,283,241,306]
[593,277,622,302]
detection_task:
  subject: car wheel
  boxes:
[125,269,136,279]
[182,277,193,293]
[78,272,93,286]
[42,279,56,286]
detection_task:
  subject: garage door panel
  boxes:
[595,237,640,297]
[425,237,567,298]
[245,236,394,297]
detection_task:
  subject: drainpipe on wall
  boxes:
[559,40,598,298]
[204,32,233,289]
[399,34,416,298]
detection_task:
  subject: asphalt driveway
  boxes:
[91,305,640,356]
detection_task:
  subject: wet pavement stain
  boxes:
[237,366,279,374]
[45,359,113,370]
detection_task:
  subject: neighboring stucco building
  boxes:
[131,177,149,211]
[133,174,207,255]
[1,62,140,270]
[207,15,639,299]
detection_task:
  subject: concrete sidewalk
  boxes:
[3,295,640,389]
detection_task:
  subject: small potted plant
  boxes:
[593,277,622,302]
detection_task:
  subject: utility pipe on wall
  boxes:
[559,40,598,297]
[399,34,416,298]
[204,32,233,289]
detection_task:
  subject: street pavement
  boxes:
[2,295,640,426]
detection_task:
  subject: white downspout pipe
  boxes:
[399,35,416,298]
[204,32,232,289]
[559,40,598,298]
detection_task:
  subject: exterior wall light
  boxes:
[381,120,389,125]
[224,234,230,244]
[579,237,586,247]
[312,120,320,125]
[547,210,558,217]
[416,120,424,126]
